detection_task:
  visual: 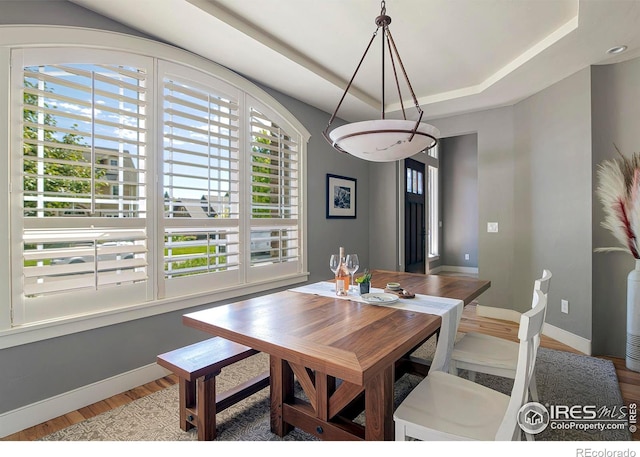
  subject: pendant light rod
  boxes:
[386,25,422,113]
[384,17,424,141]
[387,32,406,120]
[322,26,380,149]
[379,5,387,119]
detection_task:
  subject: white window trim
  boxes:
[428,165,440,258]
[0,26,310,349]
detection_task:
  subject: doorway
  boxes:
[404,158,425,273]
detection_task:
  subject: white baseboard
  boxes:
[542,323,592,355]
[0,362,171,438]
[475,304,592,355]
[475,303,521,323]
[429,265,479,275]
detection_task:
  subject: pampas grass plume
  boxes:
[596,147,640,259]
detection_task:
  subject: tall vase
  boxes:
[627,259,640,372]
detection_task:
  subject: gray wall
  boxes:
[426,69,593,341]
[592,58,640,356]
[440,134,478,268]
[369,162,400,271]
[513,67,593,341]
[429,107,517,311]
[0,1,370,415]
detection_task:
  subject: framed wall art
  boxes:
[326,173,357,219]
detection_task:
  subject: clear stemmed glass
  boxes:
[329,254,340,277]
[345,254,359,291]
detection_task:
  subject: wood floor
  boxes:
[3,302,640,441]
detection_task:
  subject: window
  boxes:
[428,165,439,257]
[428,142,438,159]
[14,50,150,324]
[160,62,241,297]
[406,167,424,195]
[7,44,309,331]
[248,103,300,281]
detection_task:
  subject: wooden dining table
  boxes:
[183,269,490,441]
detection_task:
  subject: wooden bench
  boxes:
[157,337,270,441]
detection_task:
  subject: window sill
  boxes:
[0,272,309,349]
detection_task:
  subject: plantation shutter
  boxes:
[248,101,301,278]
[9,45,308,330]
[16,52,150,324]
[160,62,241,296]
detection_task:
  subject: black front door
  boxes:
[404,158,425,273]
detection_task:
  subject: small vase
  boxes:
[627,259,640,372]
[359,282,370,295]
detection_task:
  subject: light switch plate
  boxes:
[487,222,499,233]
[561,299,569,314]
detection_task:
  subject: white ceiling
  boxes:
[69,0,640,122]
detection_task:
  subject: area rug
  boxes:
[40,334,631,441]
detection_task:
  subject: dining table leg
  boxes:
[364,364,394,440]
[270,355,294,437]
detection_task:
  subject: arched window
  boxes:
[2,27,309,337]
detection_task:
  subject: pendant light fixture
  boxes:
[323,1,439,162]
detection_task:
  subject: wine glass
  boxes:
[329,254,340,277]
[345,254,359,291]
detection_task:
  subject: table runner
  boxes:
[289,282,463,372]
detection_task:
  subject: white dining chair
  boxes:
[393,288,547,441]
[448,269,552,402]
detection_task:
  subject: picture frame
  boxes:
[326,173,357,219]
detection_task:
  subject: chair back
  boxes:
[534,269,552,299]
[532,269,552,349]
[495,288,547,440]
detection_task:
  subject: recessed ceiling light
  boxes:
[607,45,628,55]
